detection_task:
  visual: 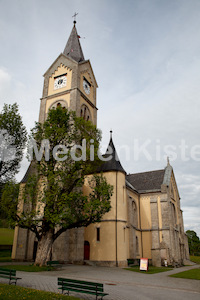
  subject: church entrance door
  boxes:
[84,241,90,260]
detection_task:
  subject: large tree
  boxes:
[1,180,19,227]
[0,103,27,184]
[186,230,200,255]
[3,107,113,266]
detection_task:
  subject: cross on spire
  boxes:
[72,12,78,24]
[63,16,85,62]
[167,156,170,165]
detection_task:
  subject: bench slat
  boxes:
[47,261,62,266]
[0,269,16,276]
[0,275,11,279]
[63,287,108,296]
[0,268,21,285]
[58,277,108,299]
[58,282,103,292]
[58,277,103,287]
[58,281,103,291]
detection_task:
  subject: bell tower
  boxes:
[39,21,98,125]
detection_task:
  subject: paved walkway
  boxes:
[0,263,200,299]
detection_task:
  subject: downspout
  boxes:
[138,194,143,257]
[116,172,118,267]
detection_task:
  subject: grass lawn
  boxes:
[0,265,55,272]
[190,255,200,264]
[0,228,14,245]
[125,265,173,274]
[0,283,81,300]
[170,268,200,280]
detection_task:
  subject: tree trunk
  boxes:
[34,230,54,266]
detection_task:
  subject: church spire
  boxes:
[63,20,85,63]
[98,132,126,174]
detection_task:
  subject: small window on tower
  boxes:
[96,228,100,242]
[80,104,91,122]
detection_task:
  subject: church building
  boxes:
[12,21,189,267]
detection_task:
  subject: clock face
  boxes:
[83,79,90,95]
[54,75,67,90]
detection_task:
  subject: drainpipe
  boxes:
[116,172,118,267]
[138,194,143,257]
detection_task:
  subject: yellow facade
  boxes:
[84,171,129,265]
[48,64,72,96]
[140,196,151,229]
[39,56,97,126]
[12,22,189,268]
[80,72,95,104]
[142,232,152,258]
[45,94,70,113]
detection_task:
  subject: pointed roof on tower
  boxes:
[63,21,85,63]
[98,131,126,174]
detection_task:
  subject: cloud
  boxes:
[0,68,11,95]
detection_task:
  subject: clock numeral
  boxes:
[54,75,67,90]
[83,79,91,95]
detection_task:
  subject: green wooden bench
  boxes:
[47,260,62,268]
[0,267,22,285]
[58,277,109,300]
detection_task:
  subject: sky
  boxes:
[0,0,200,236]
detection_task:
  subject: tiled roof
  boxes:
[98,136,126,174]
[126,169,165,193]
[63,23,85,63]
[125,179,137,192]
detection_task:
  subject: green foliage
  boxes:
[0,228,14,245]
[0,219,9,228]
[1,181,19,226]
[0,103,27,183]
[1,264,54,272]
[170,268,200,280]
[190,255,200,264]
[7,107,113,246]
[0,283,81,299]
[186,230,200,255]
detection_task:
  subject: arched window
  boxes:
[132,200,138,228]
[170,184,175,199]
[49,100,68,110]
[80,104,91,122]
[171,202,177,225]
